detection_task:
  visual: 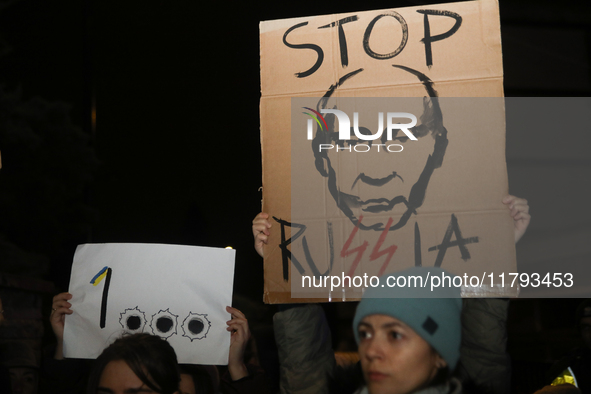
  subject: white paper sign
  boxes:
[63,243,235,365]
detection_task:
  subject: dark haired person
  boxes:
[86,333,180,394]
[43,297,270,394]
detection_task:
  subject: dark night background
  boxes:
[0,0,590,392]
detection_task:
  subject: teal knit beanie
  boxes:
[353,266,462,370]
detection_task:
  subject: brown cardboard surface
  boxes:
[260,0,515,304]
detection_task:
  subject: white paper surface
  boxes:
[63,243,235,365]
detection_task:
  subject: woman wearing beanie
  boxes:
[255,196,529,394]
[352,266,462,394]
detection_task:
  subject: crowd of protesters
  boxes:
[0,195,588,394]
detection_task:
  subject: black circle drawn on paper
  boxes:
[188,318,204,335]
[126,315,141,330]
[156,317,174,333]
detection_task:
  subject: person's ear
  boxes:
[435,355,447,369]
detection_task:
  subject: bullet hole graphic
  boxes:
[182,312,211,341]
[117,308,212,343]
[157,317,174,332]
[119,307,147,333]
[127,315,142,330]
[189,319,204,334]
[151,309,178,339]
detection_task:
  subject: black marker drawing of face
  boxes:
[311,65,448,231]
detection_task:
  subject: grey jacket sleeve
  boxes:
[456,298,510,394]
[273,304,336,394]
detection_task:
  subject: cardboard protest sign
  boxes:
[260,0,517,303]
[64,243,235,365]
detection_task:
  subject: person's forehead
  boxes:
[361,314,407,327]
[99,359,148,388]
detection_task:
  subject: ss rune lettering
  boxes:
[273,214,479,282]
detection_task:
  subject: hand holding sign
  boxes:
[502,195,531,243]
[226,306,251,380]
[253,212,272,258]
[50,292,73,360]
